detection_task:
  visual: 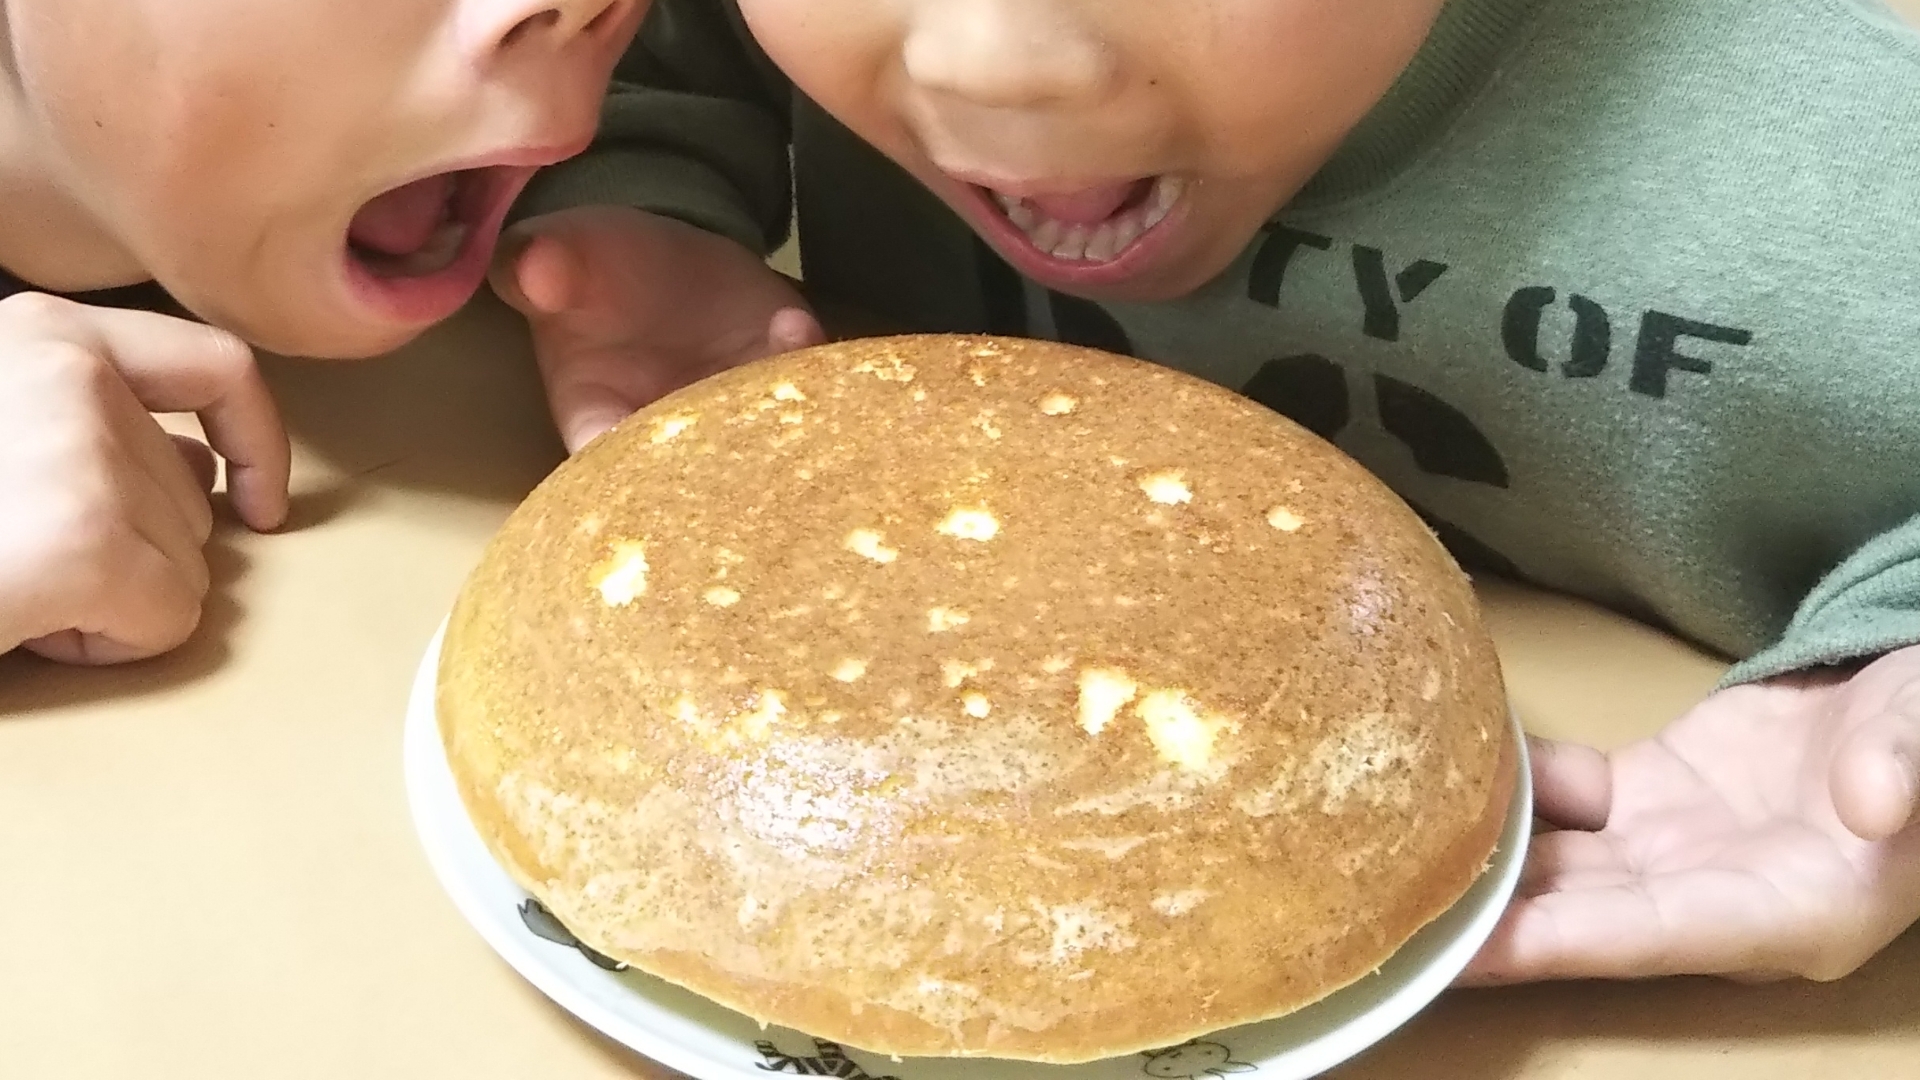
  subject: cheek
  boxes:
[739,0,899,133]
[1172,3,1440,171]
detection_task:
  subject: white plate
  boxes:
[406,623,1531,1080]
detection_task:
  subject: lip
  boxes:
[936,164,1156,200]
[939,173,1192,292]
[341,138,592,327]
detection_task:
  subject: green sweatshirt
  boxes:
[517,0,1920,685]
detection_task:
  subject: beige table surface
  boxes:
[2,297,1916,1079]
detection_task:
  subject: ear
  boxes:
[1219,1062,1259,1074]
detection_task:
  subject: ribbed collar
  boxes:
[1293,0,1548,207]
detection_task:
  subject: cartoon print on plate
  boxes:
[1142,1040,1258,1078]
[755,1038,902,1079]
[517,897,628,972]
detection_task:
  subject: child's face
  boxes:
[741,0,1445,302]
[11,0,640,357]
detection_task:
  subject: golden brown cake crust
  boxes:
[437,335,1513,1064]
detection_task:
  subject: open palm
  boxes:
[1464,645,1920,983]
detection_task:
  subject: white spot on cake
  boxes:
[927,607,971,633]
[846,529,900,564]
[650,415,697,443]
[852,354,916,383]
[1422,668,1443,701]
[1060,835,1150,859]
[704,586,742,608]
[1076,668,1139,737]
[595,541,650,606]
[942,659,991,687]
[738,690,787,743]
[673,695,702,727]
[1137,689,1240,771]
[772,382,806,402]
[1039,393,1078,416]
[779,411,805,425]
[1139,471,1193,506]
[937,508,1000,542]
[1044,903,1138,964]
[1267,506,1305,532]
[710,548,746,581]
[1307,712,1425,812]
[831,658,869,684]
[962,692,992,719]
[1041,656,1072,675]
[1151,890,1212,917]
[974,411,1003,440]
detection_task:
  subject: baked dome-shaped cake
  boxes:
[437,334,1513,1064]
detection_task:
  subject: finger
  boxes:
[514,232,579,316]
[766,306,827,354]
[1516,829,1632,898]
[21,533,204,664]
[170,434,218,495]
[1529,735,1612,831]
[1458,868,1795,984]
[98,379,215,548]
[113,440,215,601]
[1832,703,1920,842]
[76,310,290,533]
[546,376,638,455]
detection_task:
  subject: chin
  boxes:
[213,303,428,361]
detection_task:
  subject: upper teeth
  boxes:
[992,175,1186,265]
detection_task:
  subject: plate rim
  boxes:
[405,620,1533,1080]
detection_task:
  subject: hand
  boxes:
[0,294,291,665]
[491,205,826,453]
[1462,644,1920,984]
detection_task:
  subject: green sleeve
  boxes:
[1723,512,1920,686]
[509,0,795,257]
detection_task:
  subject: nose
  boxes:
[902,0,1117,109]
[466,0,636,60]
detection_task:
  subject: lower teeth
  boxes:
[360,220,470,278]
[993,176,1185,264]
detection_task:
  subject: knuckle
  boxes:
[0,290,80,332]
[199,327,256,381]
[34,339,112,387]
[180,547,212,600]
[147,595,205,654]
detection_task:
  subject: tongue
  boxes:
[348,174,456,257]
[1022,180,1148,226]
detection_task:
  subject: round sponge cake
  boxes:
[436,335,1513,1064]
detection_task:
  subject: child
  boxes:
[496,0,1920,984]
[0,0,641,665]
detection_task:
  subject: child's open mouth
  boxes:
[967,173,1189,291]
[345,164,531,325]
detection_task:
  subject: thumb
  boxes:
[1528,734,1612,832]
[491,228,579,317]
[1832,699,1920,842]
[766,306,827,355]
